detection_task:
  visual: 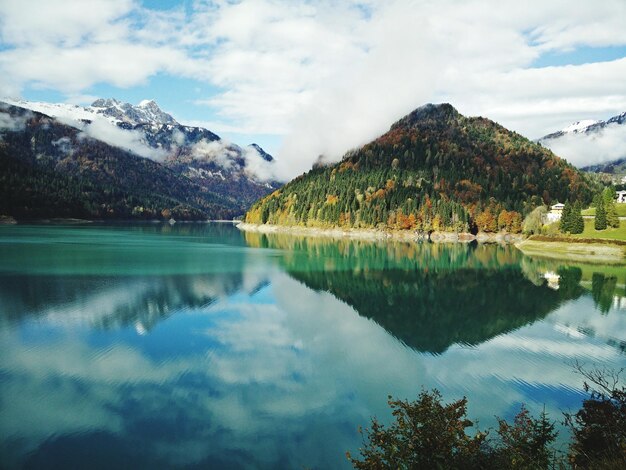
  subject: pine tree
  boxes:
[571,201,584,234]
[559,201,572,233]
[594,194,607,230]
[603,187,620,228]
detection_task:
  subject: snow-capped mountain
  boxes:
[539,111,626,142]
[0,99,281,220]
[2,97,279,192]
[3,97,179,127]
[537,110,626,169]
[92,98,178,125]
[3,97,270,158]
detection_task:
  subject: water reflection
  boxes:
[0,225,624,469]
[0,273,260,332]
[244,233,589,353]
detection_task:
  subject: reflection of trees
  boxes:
[244,232,584,353]
[0,272,251,331]
[0,223,258,331]
[520,255,626,314]
[289,266,584,354]
[592,273,618,314]
[244,231,523,273]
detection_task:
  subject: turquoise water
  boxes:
[0,223,624,469]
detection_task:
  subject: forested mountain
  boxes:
[246,103,597,233]
[0,101,279,220]
[0,103,256,220]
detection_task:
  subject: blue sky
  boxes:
[1,0,625,176]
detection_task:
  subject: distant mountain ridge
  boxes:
[246,103,597,233]
[3,97,274,170]
[581,157,626,176]
[538,110,626,142]
[537,110,626,176]
[0,99,281,220]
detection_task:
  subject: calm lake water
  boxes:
[0,223,624,469]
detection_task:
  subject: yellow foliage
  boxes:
[432,214,442,232]
[338,161,356,173]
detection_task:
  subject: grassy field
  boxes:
[570,219,626,241]
[582,204,626,217]
[517,212,626,263]
[517,238,625,263]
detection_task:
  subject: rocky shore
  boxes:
[0,215,17,225]
[236,222,524,244]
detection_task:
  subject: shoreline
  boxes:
[238,222,626,264]
[235,222,523,244]
[0,218,240,225]
[515,238,626,264]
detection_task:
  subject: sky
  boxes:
[1,0,625,178]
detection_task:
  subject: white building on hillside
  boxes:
[545,203,564,223]
[617,190,626,203]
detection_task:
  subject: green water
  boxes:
[0,223,624,469]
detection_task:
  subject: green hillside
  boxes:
[246,104,597,233]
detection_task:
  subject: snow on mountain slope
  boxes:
[539,112,625,142]
[4,97,178,127]
[91,98,177,125]
[560,120,602,134]
[3,98,108,124]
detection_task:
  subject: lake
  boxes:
[0,223,624,469]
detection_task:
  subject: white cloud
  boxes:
[190,138,237,168]
[189,139,277,181]
[171,128,187,146]
[51,136,73,154]
[185,0,626,178]
[449,59,626,138]
[541,123,626,167]
[0,43,195,94]
[0,0,134,47]
[0,107,29,131]
[1,0,626,177]
[242,145,276,182]
[56,114,167,160]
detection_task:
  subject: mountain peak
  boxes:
[607,111,626,125]
[561,119,602,134]
[138,99,157,108]
[248,143,274,162]
[246,101,595,234]
[391,103,459,130]
[89,98,177,125]
[91,98,121,108]
[539,109,626,145]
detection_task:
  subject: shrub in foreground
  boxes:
[347,390,558,470]
[348,366,625,469]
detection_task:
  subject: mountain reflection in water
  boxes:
[243,232,603,353]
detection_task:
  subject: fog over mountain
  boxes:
[538,110,626,168]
